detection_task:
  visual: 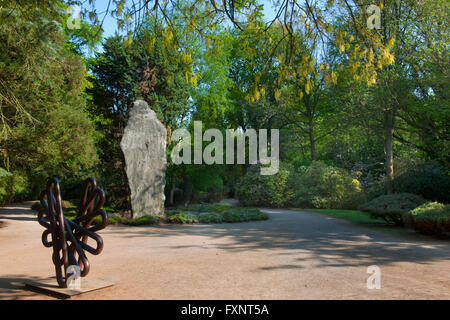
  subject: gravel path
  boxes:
[0,202,449,299]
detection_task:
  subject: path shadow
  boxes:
[104,209,450,271]
[0,202,37,222]
[0,275,52,300]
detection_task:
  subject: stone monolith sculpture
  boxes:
[120,100,166,217]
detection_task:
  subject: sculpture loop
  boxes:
[37,177,108,288]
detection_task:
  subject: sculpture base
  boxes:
[24,277,114,299]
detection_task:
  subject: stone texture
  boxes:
[120,100,166,217]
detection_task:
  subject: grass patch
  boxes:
[301,209,412,235]
[304,209,387,225]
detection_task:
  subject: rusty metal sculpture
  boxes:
[37,177,108,288]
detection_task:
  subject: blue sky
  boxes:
[93,0,278,39]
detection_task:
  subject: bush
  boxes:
[292,161,365,209]
[166,210,199,223]
[392,159,450,203]
[235,161,365,209]
[358,193,426,225]
[408,202,450,235]
[0,169,29,206]
[235,163,295,207]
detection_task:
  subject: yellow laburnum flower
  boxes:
[274,88,281,101]
[305,80,311,94]
[387,37,395,48]
[381,48,395,65]
[367,74,377,86]
[368,48,374,63]
[191,74,198,88]
[377,60,383,69]
[254,88,260,101]
[147,37,156,53]
[331,71,338,84]
[301,67,309,77]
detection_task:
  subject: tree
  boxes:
[87,16,193,209]
[0,0,98,196]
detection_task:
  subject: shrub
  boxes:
[235,161,365,209]
[392,159,450,203]
[0,169,29,206]
[167,210,199,224]
[358,193,426,225]
[235,163,295,207]
[292,161,365,209]
[408,202,450,235]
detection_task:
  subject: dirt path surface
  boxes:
[1,202,449,300]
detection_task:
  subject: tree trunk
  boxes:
[306,101,316,161]
[309,121,316,161]
[384,108,395,194]
[169,183,176,205]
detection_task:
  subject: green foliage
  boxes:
[305,209,387,225]
[167,205,268,223]
[198,212,224,223]
[359,193,427,226]
[392,159,449,203]
[236,161,363,209]
[408,202,450,236]
[188,203,233,213]
[0,1,98,198]
[108,215,162,226]
[235,163,295,208]
[292,161,365,209]
[167,210,199,224]
[0,169,29,205]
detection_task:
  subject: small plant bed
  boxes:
[31,201,162,226]
[166,203,269,224]
[407,202,450,236]
[358,193,427,226]
[31,202,268,226]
